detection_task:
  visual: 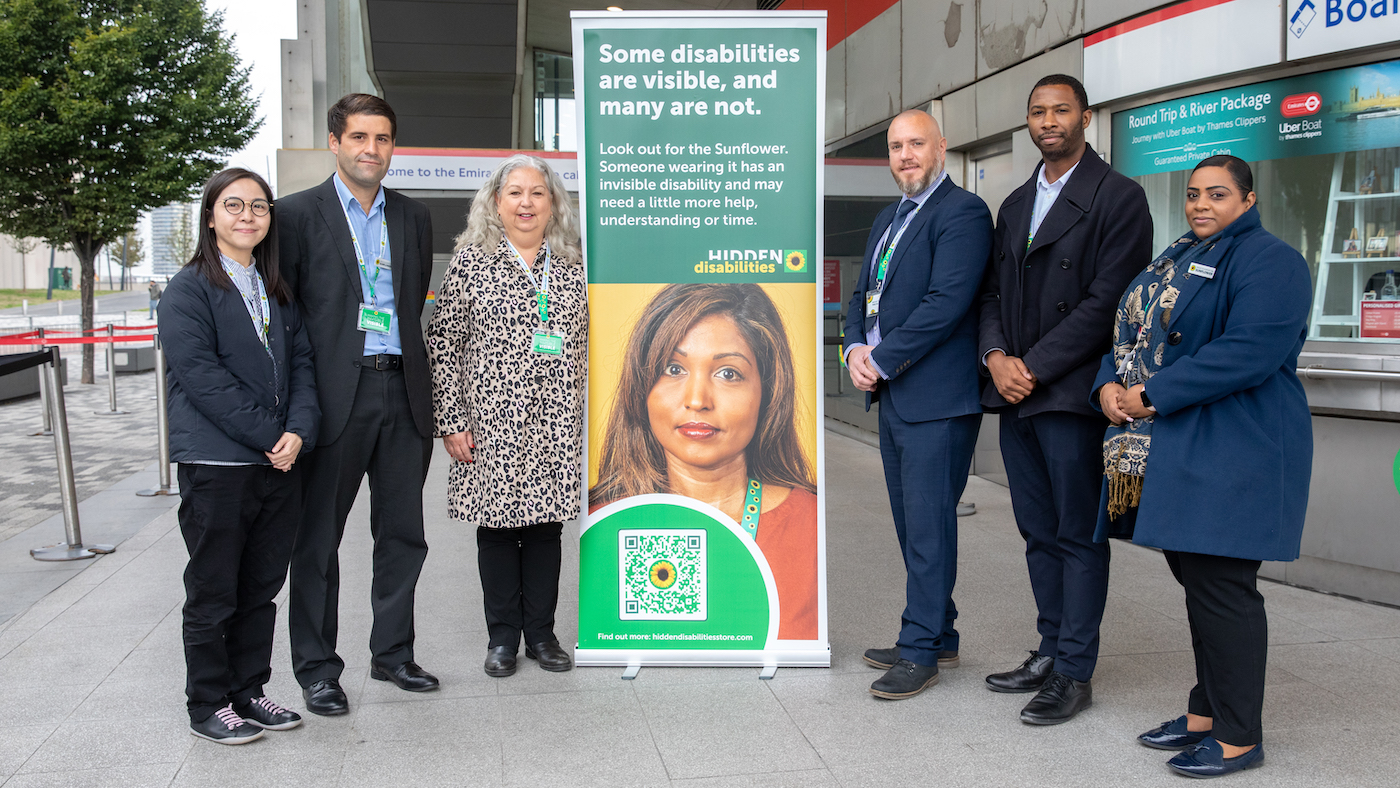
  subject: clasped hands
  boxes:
[986,350,1037,404]
[1098,381,1154,425]
[845,345,880,392]
[266,432,303,471]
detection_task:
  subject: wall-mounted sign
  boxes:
[1361,300,1400,338]
[1287,0,1400,61]
[1112,57,1400,177]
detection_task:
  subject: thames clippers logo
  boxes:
[1290,0,1317,38]
[1281,92,1323,117]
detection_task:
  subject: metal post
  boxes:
[94,324,127,415]
[32,327,53,436]
[31,346,114,561]
[138,334,176,496]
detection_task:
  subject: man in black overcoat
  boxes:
[277,94,439,715]
[977,74,1153,724]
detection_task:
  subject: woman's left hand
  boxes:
[1120,383,1156,420]
[266,432,304,471]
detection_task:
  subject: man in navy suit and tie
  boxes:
[844,109,993,700]
[978,75,1152,724]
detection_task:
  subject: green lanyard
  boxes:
[873,204,920,293]
[344,203,388,302]
[508,241,551,323]
[739,478,763,539]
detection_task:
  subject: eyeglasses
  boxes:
[218,197,273,217]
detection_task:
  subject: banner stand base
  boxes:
[759,664,778,680]
[621,664,641,680]
[576,646,830,669]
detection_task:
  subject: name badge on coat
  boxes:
[1187,262,1216,280]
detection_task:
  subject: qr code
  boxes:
[619,529,707,621]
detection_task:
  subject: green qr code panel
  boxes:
[619,529,708,621]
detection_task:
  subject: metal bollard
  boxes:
[94,324,127,416]
[31,346,114,561]
[137,333,176,496]
[33,327,53,436]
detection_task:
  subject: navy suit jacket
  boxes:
[842,177,993,423]
[978,145,1153,417]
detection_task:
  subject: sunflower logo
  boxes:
[649,560,679,589]
[783,250,807,273]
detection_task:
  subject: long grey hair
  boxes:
[453,154,581,262]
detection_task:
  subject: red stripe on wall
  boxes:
[1084,0,1239,47]
[784,0,898,49]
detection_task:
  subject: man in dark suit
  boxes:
[978,74,1152,724]
[845,109,993,700]
[278,94,439,715]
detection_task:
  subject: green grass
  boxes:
[0,289,123,310]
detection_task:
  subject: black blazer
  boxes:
[977,145,1153,417]
[277,176,435,444]
[842,177,993,423]
[159,264,319,464]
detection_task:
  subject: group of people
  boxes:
[846,74,1311,779]
[159,78,1312,779]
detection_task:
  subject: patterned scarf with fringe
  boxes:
[1103,231,1218,519]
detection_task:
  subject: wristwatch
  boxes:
[1140,389,1154,410]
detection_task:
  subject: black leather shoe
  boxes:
[1019,672,1092,725]
[862,646,959,669]
[370,660,440,692]
[985,651,1054,693]
[525,640,573,672]
[1139,715,1210,750]
[484,646,518,677]
[868,659,939,699]
[302,678,348,716]
[1167,739,1264,778]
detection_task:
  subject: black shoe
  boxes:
[234,696,303,731]
[1019,672,1092,725]
[868,659,939,700]
[862,647,959,670]
[525,640,573,672]
[985,650,1054,693]
[302,678,348,716]
[370,660,440,692]
[1167,739,1264,778]
[190,705,264,745]
[484,645,518,677]
[1139,715,1210,750]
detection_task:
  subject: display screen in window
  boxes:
[1113,58,1400,343]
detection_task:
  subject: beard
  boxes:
[1035,128,1084,161]
[892,158,942,196]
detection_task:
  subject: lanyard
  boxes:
[221,258,270,352]
[508,241,552,323]
[873,202,922,293]
[739,478,763,539]
[343,201,388,302]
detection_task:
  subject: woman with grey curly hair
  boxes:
[427,154,586,678]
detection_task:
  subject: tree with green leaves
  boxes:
[0,0,260,382]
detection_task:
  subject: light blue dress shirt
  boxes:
[332,172,400,355]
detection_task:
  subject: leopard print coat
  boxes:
[425,238,587,529]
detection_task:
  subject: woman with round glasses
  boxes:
[159,168,320,744]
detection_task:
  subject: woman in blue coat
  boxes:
[1092,156,1311,778]
[160,168,320,745]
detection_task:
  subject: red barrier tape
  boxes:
[0,334,155,346]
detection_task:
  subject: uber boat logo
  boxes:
[1290,0,1316,38]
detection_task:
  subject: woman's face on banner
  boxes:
[647,314,763,474]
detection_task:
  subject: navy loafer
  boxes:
[1167,738,1264,778]
[1138,715,1210,750]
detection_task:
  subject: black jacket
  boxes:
[276,176,435,445]
[159,264,320,463]
[977,145,1153,417]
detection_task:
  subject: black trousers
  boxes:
[477,522,563,649]
[1164,550,1267,747]
[999,410,1111,682]
[178,463,301,724]
[288,367,433,686]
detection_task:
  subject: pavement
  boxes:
[2,411,1400,787]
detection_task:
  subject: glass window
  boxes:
[535,51,576,152]
[1113,58,1400,344]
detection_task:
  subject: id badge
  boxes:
[532,330,563,355]
[357,303,392,334]
[865,291,881,318]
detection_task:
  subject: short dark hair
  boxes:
[328,93,397,141]
[1192,155,1254,194]
[190,168,291,304]
[1028,74,1089,114]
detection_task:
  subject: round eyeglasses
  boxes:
[218,197,273,217]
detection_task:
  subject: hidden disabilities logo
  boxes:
[695,249,807,274]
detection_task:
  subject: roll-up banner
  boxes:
[572,10,829,668]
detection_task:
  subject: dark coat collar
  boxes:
[312,175,406,296]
